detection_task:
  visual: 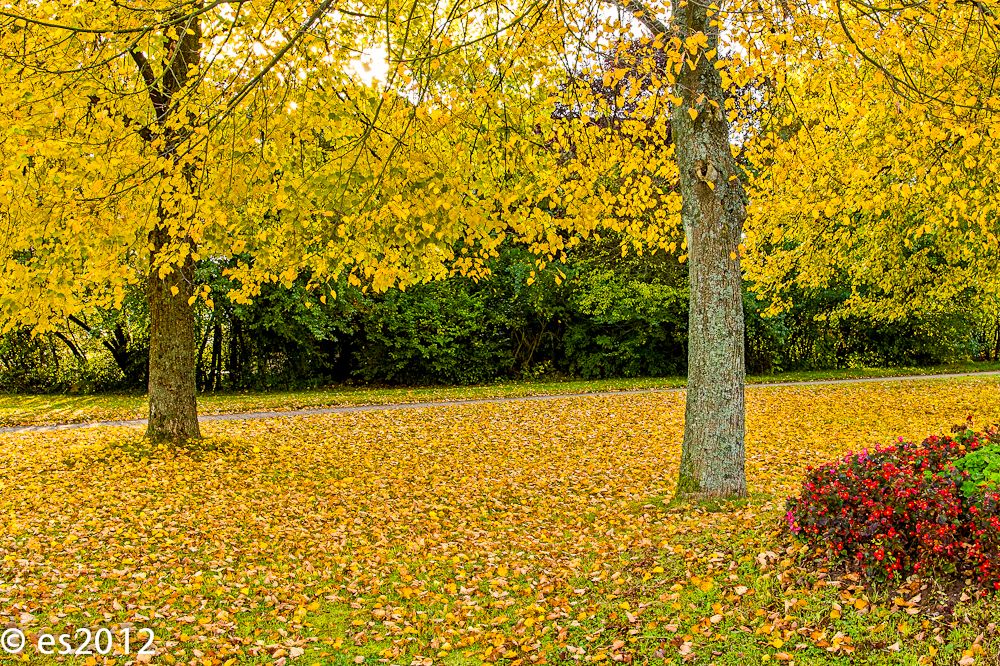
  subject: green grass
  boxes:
[624,516,1000,666]
[746,359,1000,383]
[2,359,999,428]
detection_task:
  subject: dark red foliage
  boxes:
[786,428,1000,591]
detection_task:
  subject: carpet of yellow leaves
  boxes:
[2,377,1000,665]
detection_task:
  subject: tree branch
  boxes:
[129,48,169,118]
[605,0,670,36]
[0,0,242,35]
[53,332,86,362]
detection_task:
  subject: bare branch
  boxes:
[128,48,169,117]
[0,0,243,36]
[604,0,670,36]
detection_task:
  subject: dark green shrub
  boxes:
[355,280,515,385]
[562,268,687,378]
[0,329,62,392]
[0,328,129,393]
[2,238,989,393]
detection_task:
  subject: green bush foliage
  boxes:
[0,238,991,392]
[954,443,1000,498]
[355,280,514,385]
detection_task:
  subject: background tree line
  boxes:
[3,235,989,394]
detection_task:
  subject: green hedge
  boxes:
[0,240,989,392]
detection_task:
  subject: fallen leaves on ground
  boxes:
[2,377,1000,665]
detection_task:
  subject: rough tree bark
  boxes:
[133,11,204,442]
[671,0,747,499]
[614,0,748,499]
[147,227,201,441]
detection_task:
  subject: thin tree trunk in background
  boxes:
[228,316,244,388]
[993,316,1000,361]
[670,0,748,499]
[210,318,222,391]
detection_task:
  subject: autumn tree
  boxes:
[0,0,559,442]
[0,0,354,440]
[743,0,1000,335]
[593,0,1000,499]
[577,0,748,498]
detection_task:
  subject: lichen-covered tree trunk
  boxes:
[671,0,748,499]
[147,230,201,442]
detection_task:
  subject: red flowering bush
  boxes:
[967,491,1000,586]
[786,427,1000,591]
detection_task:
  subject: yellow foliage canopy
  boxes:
[743,0,1000,319]
[0,0,699,332]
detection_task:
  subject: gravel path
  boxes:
[4,370,1000,435]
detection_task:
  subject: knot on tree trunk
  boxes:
[694,160,718,186]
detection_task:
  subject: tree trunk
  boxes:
[209,318,223,391]
[228,316,243,387]
[671,0,748,499]
[196,315,211,390]
[147,235,201,441]
[53,331,86,362]
[134,9,204,442]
